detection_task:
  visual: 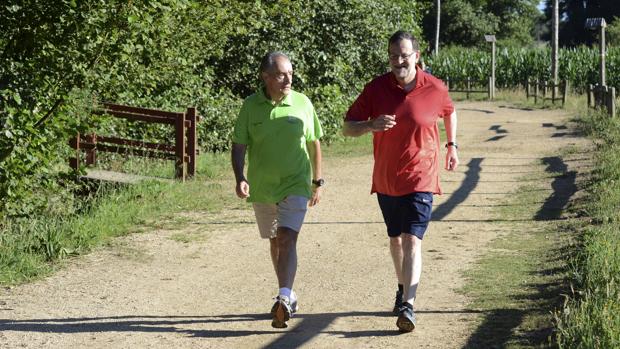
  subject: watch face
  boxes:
[314,179,325,187]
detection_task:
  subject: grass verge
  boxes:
[458,90,620,348]
[553,110,620,348]
[0,151,239,285]
[460,176,581,348]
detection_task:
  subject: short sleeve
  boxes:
[305,100,323,141]
[438,82,454,118]
[345,84,373,122]
[232,101,249,145]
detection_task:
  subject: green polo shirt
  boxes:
[232,89,323,203]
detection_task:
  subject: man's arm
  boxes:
[444,110,459,171]
[231,142,250,198]
[342,115,397,137]
[307,139,322,206]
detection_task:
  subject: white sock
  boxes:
[279,287,292,299]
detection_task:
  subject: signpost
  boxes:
[485,35,496,99]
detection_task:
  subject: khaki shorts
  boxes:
[252,195,309,239]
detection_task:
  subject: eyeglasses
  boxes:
[389,52,415,61]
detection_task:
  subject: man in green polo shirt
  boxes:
[231,51,324,329]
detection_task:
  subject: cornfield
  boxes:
[425,46,620,93]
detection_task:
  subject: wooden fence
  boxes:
[525,79,568,106]
[443,77,494,99]
[587,84,616,117]
[69,103,200,181]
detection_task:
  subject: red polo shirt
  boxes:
[345,67,454,196]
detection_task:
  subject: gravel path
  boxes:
[0,101,590,348]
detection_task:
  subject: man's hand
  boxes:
[309,186,322,206]
[236,179,250,198]
[369,114,397,132]
[445,148,459,171]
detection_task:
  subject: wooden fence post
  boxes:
[534,79,539,104]
[466,77,471,99]
[588,84,593,108]
[488,77,492,100]
[526,79,530,99]
[175,111,187,181]
[85,133,97,166]
[562,80,568,106]
[69,133,81,172]
[608,87,616,117]
[446,77,450,91]
[186,107,197,177]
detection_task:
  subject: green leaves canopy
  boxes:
[1,0,423,218]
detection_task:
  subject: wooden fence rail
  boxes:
[69,103,200,181]
[443,77,494,100]
[587,84,616,117]
[525,79,568,106]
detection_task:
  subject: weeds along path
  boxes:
[0,101,590,348]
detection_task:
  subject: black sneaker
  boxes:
[392,290,403,315]
[396,305,416,333]
[270,295,292,329]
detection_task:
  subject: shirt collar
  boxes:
[389,65,426,92]
[258,88,293,106]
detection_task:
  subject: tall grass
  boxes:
[0,151,235,284]
[426,46,620,93]
[555,111,620,348]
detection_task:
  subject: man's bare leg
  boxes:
[389,236,404,284]
[401,234,422,305]
[271,227,298,328]
[269,237,278,273]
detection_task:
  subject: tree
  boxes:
[607,17,620,46]
[420,0,540,48]
[545,0,620,46]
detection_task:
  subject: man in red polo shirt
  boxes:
[343,30,458,333]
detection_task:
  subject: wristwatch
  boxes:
[445,142,458,149]
[312,178,325,187]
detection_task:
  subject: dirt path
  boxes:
[0,101,590,348]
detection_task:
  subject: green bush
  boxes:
[1,0,422,220]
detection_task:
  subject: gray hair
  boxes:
[259,51,290,74]
[388,30,420,51]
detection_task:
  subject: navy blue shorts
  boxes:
[377,192,433,239]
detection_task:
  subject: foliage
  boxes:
[543,0,620,46]
[1,0,422,219]
[555,111,620,348]
[607,17,620,47]
[420,0,540,50]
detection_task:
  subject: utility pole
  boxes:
[485,35,496,99]
[434,0,440,56]
[552,0,559,96]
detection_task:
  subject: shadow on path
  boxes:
[534,157,577,220]
[1,309,486,347]
[432,158,483,221]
